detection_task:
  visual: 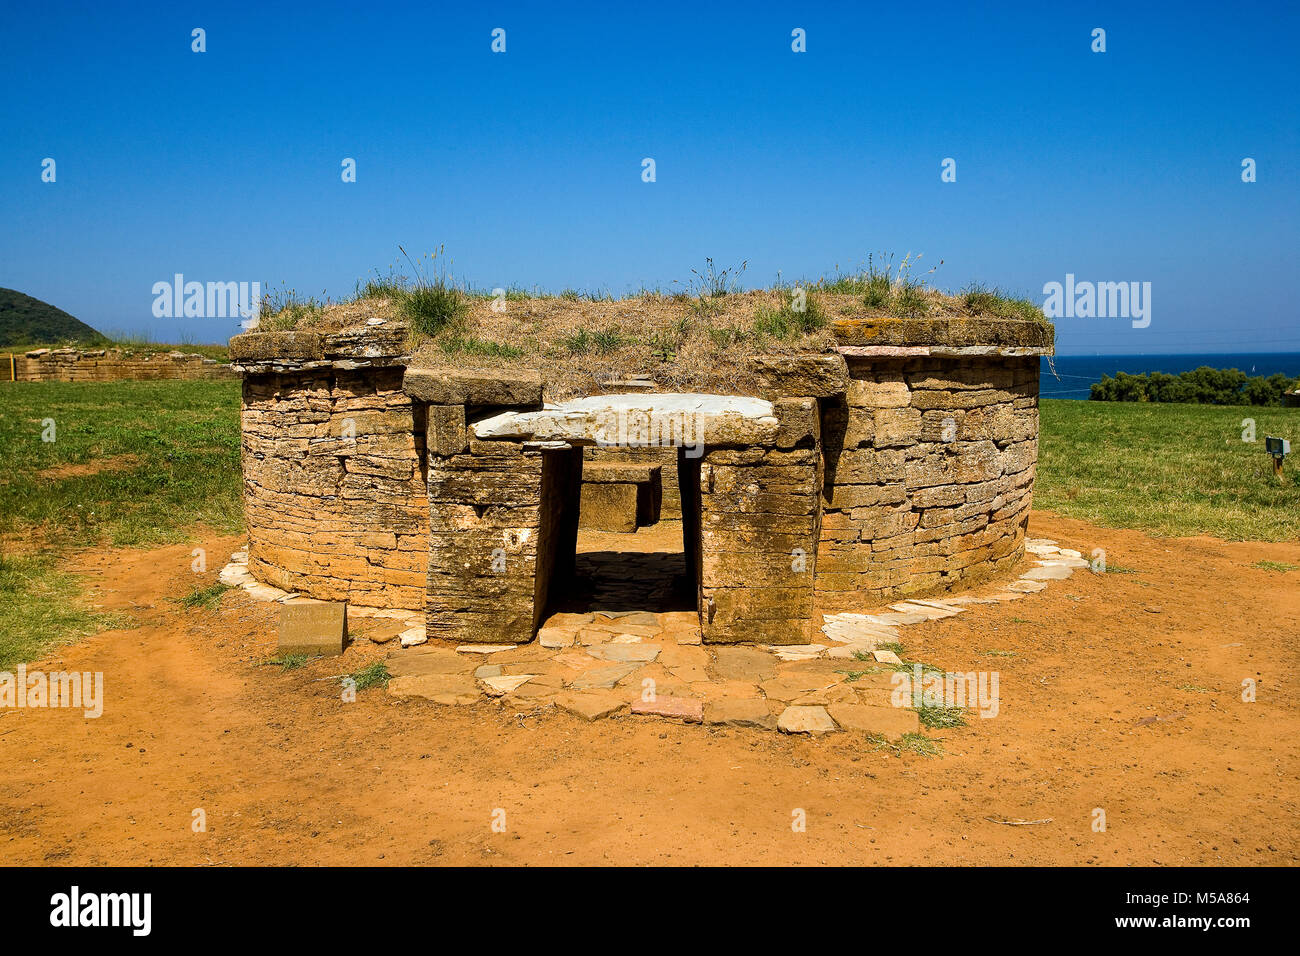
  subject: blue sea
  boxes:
[1040,353,1300,399]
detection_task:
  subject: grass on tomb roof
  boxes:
[252,252,1048,399]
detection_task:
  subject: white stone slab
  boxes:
[481,674,534,696]
[770,644,826,661]
[1024,564,1073,581]
[471,393,778,447]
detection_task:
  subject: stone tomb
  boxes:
[230,313,1052,646]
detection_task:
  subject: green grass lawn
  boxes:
[1037,398,1300,541]
[0,379,242,547]
[0,380,243,668]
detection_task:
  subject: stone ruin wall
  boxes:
[816,355,1039,608]
[241,366,429,610]
[8,347,236,382]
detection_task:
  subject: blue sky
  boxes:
[1,0,1297,354]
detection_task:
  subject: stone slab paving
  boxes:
[220,537,1089,739]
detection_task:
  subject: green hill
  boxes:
[0,288,103,347]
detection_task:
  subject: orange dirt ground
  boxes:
[1,512,1297,866]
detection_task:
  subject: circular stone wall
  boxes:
[239,360,429,611]
[814,352,1040,609]
[230,314,1051,625]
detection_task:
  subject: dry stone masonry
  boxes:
[229,312,1052,648]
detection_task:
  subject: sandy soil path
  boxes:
[2,512,1296,866]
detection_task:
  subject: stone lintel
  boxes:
[404,366,544,407]
[471,393,778,447]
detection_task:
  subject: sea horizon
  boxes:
[1041,351,1300,399]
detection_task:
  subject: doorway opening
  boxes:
[539,446,700,619]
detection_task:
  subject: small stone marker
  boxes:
[278,601,346,656]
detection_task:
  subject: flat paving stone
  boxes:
[822,617,898,643]
[538,627,575,648]
[871,649,902,664]
[869,611,930,625]
[588,643,661,663]
[827,644,878,659]
[1023,564,1073,581]
[704,698,777,730]
[659,611,700,630]
[631,695,703,723]
[760,671,847,702]
[356,619,405,645]
[568,662,643,690]
[890,602,961,620]
[710,646,778,682]
[792,683,859,706]
[387,673,480,705]
[555,691,626,721]
[827,702,919,737]
[600,611,661,627]
[770,644,826,661]
[387,646,473,677]
[481,674,534,696]
[584,622,661,638]
[665,662,710,683]
[456,644,517,654]
[544,612,595,628]
[777,705,837,735]
[1006,579,1047,593]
